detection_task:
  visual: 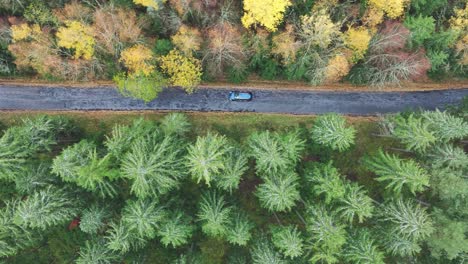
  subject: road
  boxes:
[0,85,467,115]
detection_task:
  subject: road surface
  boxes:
[0,85,467,115]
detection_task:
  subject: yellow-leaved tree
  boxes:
[56,21,95,60]
[325,54,350,83]
[120,44,155,76]
[272,24,301,65]
[368,0,409,19]
[344,27,372,62]
[171,25,202,55]
[159,49,202,93]
[133,0,166,10]
[299,9,341,50]
[449,4,468,32]
[241,0,291,32]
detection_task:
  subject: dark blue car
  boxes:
[229,91,253,101]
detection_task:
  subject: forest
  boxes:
[0,0,467,101]
[0,101,467,263]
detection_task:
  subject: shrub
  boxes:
[171,25,202,55]
[113,72,167,102]
[153,39,174,56]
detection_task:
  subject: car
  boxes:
[229,91,253,101]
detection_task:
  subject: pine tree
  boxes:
[214,147,248,193]
[337,183,375,224]
[0,202,33,257]
[392,114,436,153]
[76,239,119,264]
[311,113,356,152]
[158,211,193,248]
[422,109,468,142]
[80,205,108,234]
[14,163,56,195]
[14,186,78,230]
[271,225,304,259]
[186,132,229,186]
[248,130,304,175]
[381,199,434,242]
[307,205,347,264]
[197,191,232,237]
[121,199,166,240]
[363,149,430,195]
[121,134,185,198]
[256,172,300,212]
[344,229,385,264]
[305,162,346,204]
[226,211,254,246]
[160,113,191,137]
[429,144,468,169]
[250,238,287,264]
[52,140,118,198]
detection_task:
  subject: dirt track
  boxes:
[0,85,467,115]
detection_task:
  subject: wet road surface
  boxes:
[0,85,467,115]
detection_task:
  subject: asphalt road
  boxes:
[0,85,467,115]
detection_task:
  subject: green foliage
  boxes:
[227,64,249,84]
[80,205,109,234]
[0,202,33,257]
[392,114,436,153]
[23,0,58,26]
[410,0,447,16]
[337,183,375,224]
[158,211,193,248]
[430,167,468,206]
[121,199,166,240]
[52,140,119,198]
[197,191,232,238]
[114,72,167,103]
[186,132,229,186]
[305,162,346,204]
[250,238,287,264]
[363,149,430,195]
[14,186,78,230]
[121,132,185,198]
[429,144,468,169]
[153,39,174,56]
[215,147,248,193]
[427,50,449,72]
[225,211,254,246]
[271,225,304,259]
[344,229,385,264]
[256,172,301,212]
[381,199,434,242]
[105,220,145,254]
[76,239,119,264]
[404,15,436,48]
[248,130,305,175]
[160,112,191,136]
[427,208,468,260]
[311,113,356,152]
[422,109,468,142]
[14,163,55,195]
[307,205,347,264]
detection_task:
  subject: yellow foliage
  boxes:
[56,21,95,60]
[11,24,41,42]
[159,49,202,93]
[325,54,350,83]
[171,25,202,55]
[272,24,301,65]
[299,9,341,49]
[120,44,155,76]
[455,34,468,65]
[363,7,384,30]
[368,0,408,19]
[344,27,371,62]
[241,0,291,32]
[449,4,468,32]
[133,0,166,10]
